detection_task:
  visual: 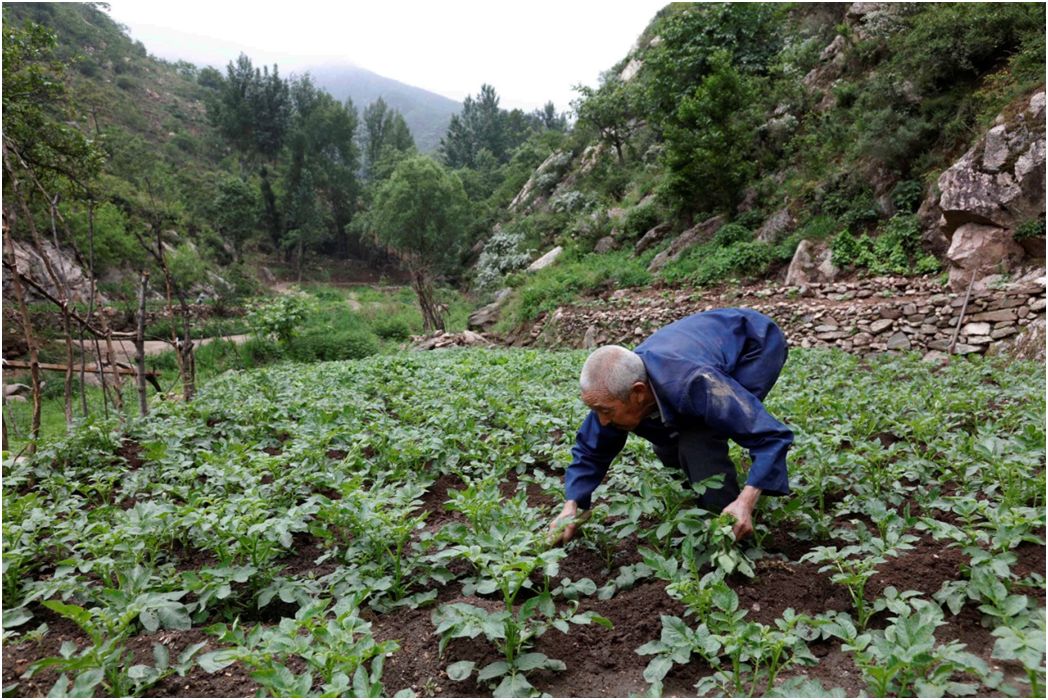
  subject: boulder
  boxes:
[509,150,569,213]
[527,246,563,273]
[634,223,672,256]
[648,215,725,272]
[594,236,618,254]
[755,208,794,244]
[467,288,513,331]
[785,239,838,286]
[945,223,1026,290]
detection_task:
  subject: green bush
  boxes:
[65,202,144,273]
[660,239,775,286]
[247,294,313,345]
[240,337,282,367]
[287,328,379,362]
[371,317,413,341]
[891,180,924,214]
[713,223,753,246]
[832,214,925,275]
[623,203,660,239]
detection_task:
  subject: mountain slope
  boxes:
[306,64,460,153]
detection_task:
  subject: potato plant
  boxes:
[2,348,1044,697]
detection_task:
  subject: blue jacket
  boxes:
[565,308,793,509]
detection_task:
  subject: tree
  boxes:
[2,14,102,194]
[534,101,567,131]
[208,54,291,248]
[573,76,640,164]
[440,84,537,168]
[362,98,415,180]
[660,51,761,215]
[371,156,468,331]
[283,74,362,265]
[210,175,258,262]
[640,3,785,129]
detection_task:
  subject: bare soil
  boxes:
[3,487,1043,698]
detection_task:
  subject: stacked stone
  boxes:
[519,275,1046,360]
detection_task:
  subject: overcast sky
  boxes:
[106,1,667,112]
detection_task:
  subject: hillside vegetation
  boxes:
[469,3,1045,326]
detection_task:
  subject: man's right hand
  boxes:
[547,500,580,546]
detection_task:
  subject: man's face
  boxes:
[582,384,650,431]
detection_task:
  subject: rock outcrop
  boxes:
[3,239,103,304]
[930,90,1046,289]
[467,288,513,331]
[527,246,563,273]
[647,215,725,272]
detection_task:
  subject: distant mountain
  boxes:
[305,64,461,154]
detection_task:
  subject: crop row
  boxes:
[2,348,1045,697]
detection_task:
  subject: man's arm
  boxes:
[563,411,628,510]
[550,412,627,544]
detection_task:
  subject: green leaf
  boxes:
[514,653,548,671]
[643,656,674,683]
[70,668,104,698]
[2,607,33,628]
[197,649,237,673]
[41,601,92,632]
[477,660,511,681]
[46,675,70,698]
[153,643,170,671]
[493,673,533,697]
[446,661,475,682]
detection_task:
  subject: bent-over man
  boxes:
[549,307,793,544]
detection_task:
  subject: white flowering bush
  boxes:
[474,226,533,292]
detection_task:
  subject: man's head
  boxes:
[579,345,656,431]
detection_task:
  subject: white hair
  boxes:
[579,345,646,401]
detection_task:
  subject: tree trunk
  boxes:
[260,166,282,250]
[2,208,42,454]
[410,267,445,332]
[136,270,150,416]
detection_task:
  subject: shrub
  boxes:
[891,180,924,214]
[240,337,282,367]
[474,226,533,292]
[623,203,661,239]
[1014,218,1045,241]
[287,328,379,362]
[832,214,925,275]
[713,223,754,246]
[247,294,313,345]
[372,317,413,341]
[660,239,776,286]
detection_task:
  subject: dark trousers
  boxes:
[652,329,788,512]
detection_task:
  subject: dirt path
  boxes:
[76,334,252,363]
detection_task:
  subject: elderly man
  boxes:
[549,307,793,544]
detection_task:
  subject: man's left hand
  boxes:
[721,485,762,540]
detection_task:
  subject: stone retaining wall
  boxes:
[517,274,1046,361]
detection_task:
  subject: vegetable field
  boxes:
[2,349,1045,697]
